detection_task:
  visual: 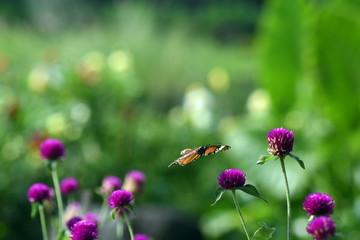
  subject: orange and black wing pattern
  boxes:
[168,145,231,167]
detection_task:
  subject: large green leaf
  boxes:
[252,222,276,240]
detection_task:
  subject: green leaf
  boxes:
[110,209,117,220]
[56,229,66,240]
[31,202,38,218]
[211,187,226,206]
[289,153,305,169]
[257,155,276,165]
[251,222,276,240]
[237,184,269,205]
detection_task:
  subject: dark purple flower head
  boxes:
[108,189,134,209]
[266,128,294,157]
[101,176,122,197]
[303,193,335,216]
[70,220,99,240]
[134,233,150,240]
[60,177,79,195]
[123,170,146,194]
[40,139,65,161]
[83,212,100,226]
[66,216,82,230]
[307,216,336,240]
[218,169,246,189]
[27,183,52,203]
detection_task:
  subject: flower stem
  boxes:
[38,204,49,240]
[231,189,251,240]
[51,162,64,233]
[116,220,124,239]
[280,157,291,240]
[99,198,108,227]
[120,207,134,240]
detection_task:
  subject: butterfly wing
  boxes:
[168,145,231,167]
[168,148,201,167]
[180,148,194,155]
[204,145,231,156]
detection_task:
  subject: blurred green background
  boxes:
[1,0,360,239]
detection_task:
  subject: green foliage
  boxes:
[1,0,360,239]
[252,222,276,240]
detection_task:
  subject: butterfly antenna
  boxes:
[168,161,177,167]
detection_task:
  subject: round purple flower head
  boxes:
[61,177,79,195]
[101,176,122,197]
[27,183,52,203]
[266,128,294,157]
[70,220,99,240]
[307,216,336,240]
[83,212,100,226]
[123,170,146,194]
[134,233,150,240]
[303,193,335,216]
[218,169,246,189]
[108,189,134,209]
[66,216,82,230]
[40,139,65,161]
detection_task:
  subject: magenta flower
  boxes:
[27,183,52,203]
[40,139,65,160]
[100,176,122,197]
[266,128,294,157]
[303,193,335,216]
[108,189,134,209]
[83,212,100,226]
[134,233,150,240]
[307,216,336,240]
[218,169,246,189]
[66,216,82,230]
[123,170,146,194]
[70,220,99,240]
[60,177,79,195]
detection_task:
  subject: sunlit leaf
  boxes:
[211,187,226,206]
[31,202,38,218]
[289,153,305,169]
[257,155,276,165]
[252,222,276,240]
[110,209,117,220]
[237,184,269,205]
[57,229,66,240]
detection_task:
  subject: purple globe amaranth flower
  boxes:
[70,220,99,240]
[27,183,52,203]
[307,216,336,240]
[60,177,80,195]
[66,216,82,230]
[266,127,294,157]
[108,189,134,209]
[303,193,335,216]
[100,176,122,197]
[83,212,100,226]
[40,138,65,161]
[134,233,150,240]
[218,169,246,189]
[123,170,146,195]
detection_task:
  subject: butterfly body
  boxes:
[168,144,231,167]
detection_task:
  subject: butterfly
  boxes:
[168,144,231,167]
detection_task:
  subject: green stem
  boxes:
[38,204,49,240]
[120,207,134,240]
[51,162,64,234]
[280,157,291,240]
[231,189,251,240]
[116,220,124,239]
